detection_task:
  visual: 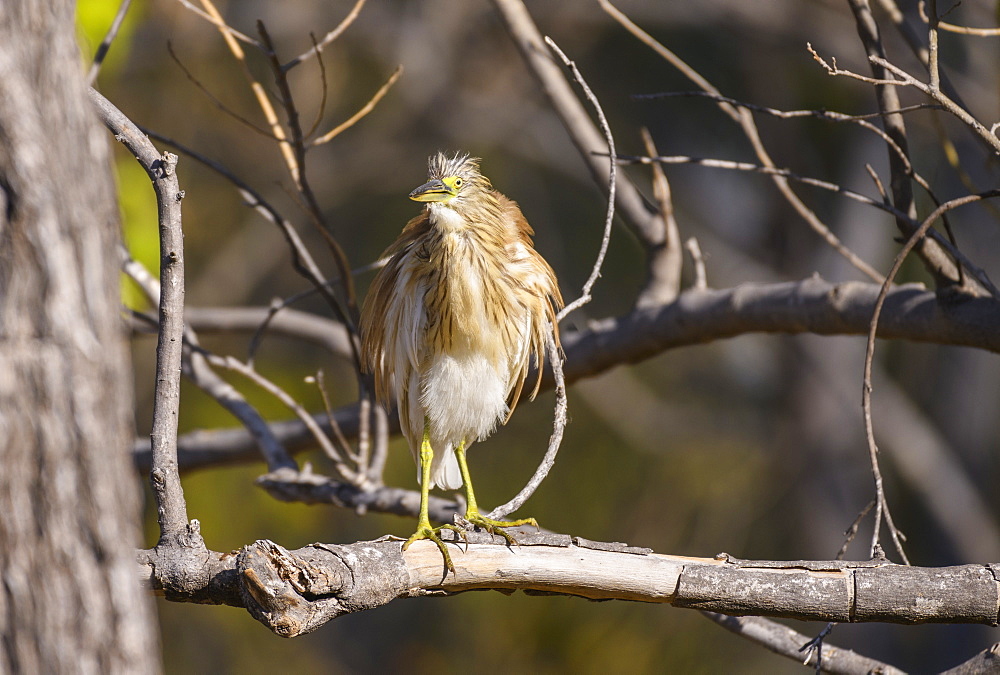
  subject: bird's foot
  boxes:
[461,509,538,546]
[401,521,467,573]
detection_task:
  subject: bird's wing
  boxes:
[359,211,432,408]
[496,195,564,415]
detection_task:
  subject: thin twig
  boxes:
[544,37,616,321]
[865,164,888,204]
[87,0,133,85]
[685,238,707,290]
[620,154,909,219]
[636,91,931,182]
[309,370,359,465]
[208,353,363,485]
[283,0,368,71]
[918,0,1000,36]
[636,91,941,121]
[311,65,403,146]
[124,251,296,472]
[175,0,260,48]
[798,623,835,674]
[489,331,568,519]
[488,36,614,518]
[166,41,275,140]
[838,500,875,561]
[303,33,329,140]
[601,0,884,283]
[247,292,322,366]
[861,189,1000,561]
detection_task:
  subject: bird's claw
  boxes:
[401,522,467,573]
[461,511,538,546]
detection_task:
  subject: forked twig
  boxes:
[601,0,884,284]
[124,250,296,472]
[918,0,1000,36]
[809,43,1000,155]
[283,0,368,70]
[208,353,363,485]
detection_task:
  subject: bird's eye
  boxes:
[453,178,464,188]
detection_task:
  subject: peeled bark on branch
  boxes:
[139,532,1000,638]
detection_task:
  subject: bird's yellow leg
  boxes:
[455,440,537,545]
[401,419,464,572]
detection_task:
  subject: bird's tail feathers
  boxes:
[430,447,463,491]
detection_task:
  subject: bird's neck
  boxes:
[426,203,466,234]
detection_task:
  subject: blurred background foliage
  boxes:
[79,0,1000,672]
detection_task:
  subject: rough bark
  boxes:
[0,1,159,672]
[138,532,1000,638]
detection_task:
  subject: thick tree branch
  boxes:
[136,277,1000,478]
[140,534,1000,638]
[562,279,1000,381]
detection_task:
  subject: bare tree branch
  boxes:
[490,0,675,308]
[90,88,195,547]
[918,0,1000,37]
[282,0,368,70]
[311,65,402,146]
[140,535,1000,638]
[600,0,884,284]
[140,278,1000,481]
[701,613,904,675]
[126,273,296,473]
[939,642,1000,675]
[86,0,133,85]
[861,190,1000,562]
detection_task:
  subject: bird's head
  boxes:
[409,152,490,209]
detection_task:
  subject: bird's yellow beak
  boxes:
[409,176,462,203]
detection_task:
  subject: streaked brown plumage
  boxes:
[360,152,562,570]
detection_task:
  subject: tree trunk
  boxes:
[0,1,159,673]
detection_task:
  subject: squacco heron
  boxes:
[360,152,563,571]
